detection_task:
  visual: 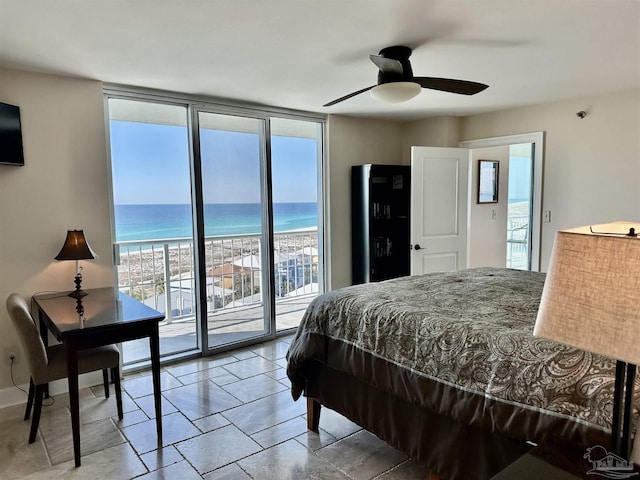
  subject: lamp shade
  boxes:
[54,230,97,261]
[534,222,640,365]
[370,82,421,103]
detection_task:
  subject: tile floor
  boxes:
[0,335,431,479]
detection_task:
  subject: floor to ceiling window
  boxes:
[108,99,198,364]
[106,91,324,366]
[506,143,533,270]
[270,117,321,332]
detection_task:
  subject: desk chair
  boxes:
[5,293,123,444]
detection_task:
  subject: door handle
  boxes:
[413,244,422,251]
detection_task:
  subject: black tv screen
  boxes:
[0,102,24,166]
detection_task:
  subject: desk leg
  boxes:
[150,324,162,442]
[37,311,50,400]
[66,344,81,467]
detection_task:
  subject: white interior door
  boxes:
[410,146,470,275]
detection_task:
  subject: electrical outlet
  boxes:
[4,347,19,366]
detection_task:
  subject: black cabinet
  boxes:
[351,164,410,284]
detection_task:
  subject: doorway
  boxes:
[460,132,544,272]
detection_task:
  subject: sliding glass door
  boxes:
[195,111,270,348]
[106,91,324,365]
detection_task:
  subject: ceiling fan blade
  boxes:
[323,86,376,107]
[414,77,489,95]
[369,54,403,75]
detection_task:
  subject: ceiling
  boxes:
[0,0,638,121]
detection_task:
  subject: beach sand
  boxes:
[117,232,319,286]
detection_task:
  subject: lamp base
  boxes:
[68,272,88,298]
[612,360,636,459]
[67,289,88,299]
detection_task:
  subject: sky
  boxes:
[110,121,318,205]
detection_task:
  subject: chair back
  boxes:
[5,294,49,384]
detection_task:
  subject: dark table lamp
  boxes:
[534,221,640,460]
[54,229,97,298]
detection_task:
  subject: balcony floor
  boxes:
[123,294,314,365]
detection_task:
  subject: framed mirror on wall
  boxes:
[478,160,499,203]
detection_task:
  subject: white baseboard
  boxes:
[0,371,105,410]
[0,383,28,409]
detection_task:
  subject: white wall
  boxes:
[0,68,114,400]
[400,116,461,162]
[326,115,402,289]
[468,146,510,267]
[461,88,640,270]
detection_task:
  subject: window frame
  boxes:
[103,85,327,365]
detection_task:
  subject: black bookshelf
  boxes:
[351,164,410,284]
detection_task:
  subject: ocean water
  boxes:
[115,203,318,242]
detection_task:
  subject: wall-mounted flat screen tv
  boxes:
[0,102,25,166]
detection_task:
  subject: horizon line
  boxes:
[115,201,318,206]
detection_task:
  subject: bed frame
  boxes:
[301,361,606,479]
[287,268,616,479]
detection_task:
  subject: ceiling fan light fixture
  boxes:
[370,82,421,103]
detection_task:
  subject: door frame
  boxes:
[459,132,544,271]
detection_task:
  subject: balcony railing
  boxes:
[506,214,529,269]
[115,230,319,324]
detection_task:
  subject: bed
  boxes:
[286,267,637,479]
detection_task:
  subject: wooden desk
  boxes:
[32,288,164,467]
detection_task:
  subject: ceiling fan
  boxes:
[323,45,489,107]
